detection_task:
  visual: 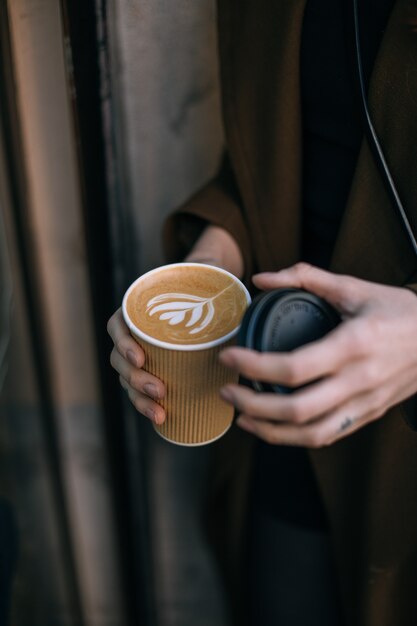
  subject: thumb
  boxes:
[252,263,364,313]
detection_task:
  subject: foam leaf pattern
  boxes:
[147,293,216,335]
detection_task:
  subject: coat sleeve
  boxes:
[162,153,254,285]
[400,281,417,431]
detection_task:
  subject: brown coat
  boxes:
[164,1,417,625]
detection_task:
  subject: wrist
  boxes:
[184,225,244,278]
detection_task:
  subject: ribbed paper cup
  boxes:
[122,263,251,446]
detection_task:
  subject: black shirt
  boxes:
[301,0,395,267]
[253,0,395,529]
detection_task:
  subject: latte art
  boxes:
[146,287,235,335]
[125,264,249,345]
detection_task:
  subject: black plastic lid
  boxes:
[238,288,340,393]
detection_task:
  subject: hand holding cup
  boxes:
[107,308,166,424]
[122,263,250,445]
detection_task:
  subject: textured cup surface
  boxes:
[122,263,251,445]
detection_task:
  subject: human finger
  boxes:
[219,361,375,424]
[110,348,164,400]
[235,388,385,447]
[107,308,145,368]
[235,412,363,447]
[119,376,166,425]
[220,319,369,389]
[252,263,369,314]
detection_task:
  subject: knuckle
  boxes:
[372,406,387,421]
[362,317,380,343]
[110,349,117,370]
[106,309,120,337]
[361,362,381,388]
[286,401,306,424]
[282,359,303,386]
[127,370,139,390]
[305,429,326,449]
[293,261,313,277]
[241,395,257,414]
[129,391,146,414]
[126,388,135,406]
[106,316,114,337]
[365,410,378,423]
[369,315,385,339]
[347,323,370,356]
[341,275,359,299]
[114,339,126,357]
[132,396,143,413]
[246,352,266,379]
[265,429,280,446]
[321,435,333,448]
[370,387,386,410]
[122,341,144,368]
[347,325,363,353]
[119,375,127,390]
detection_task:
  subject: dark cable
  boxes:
[353,0,417,257]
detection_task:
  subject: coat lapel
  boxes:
[330,0,417,285]
[219,0,307,272]
[311,4,417,623]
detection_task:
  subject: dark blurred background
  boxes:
[0,1,228,624]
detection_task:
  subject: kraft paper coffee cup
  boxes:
[122,263,251,446]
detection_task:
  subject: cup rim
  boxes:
[122,262,251,351]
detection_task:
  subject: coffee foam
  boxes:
[126,264,248,345]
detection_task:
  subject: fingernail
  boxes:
[236,417,254,432]
[127,350,138,367]
[153,410,165,425]
[219,351,235,367]
[144,383,159,400]
[220,387,234,402]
